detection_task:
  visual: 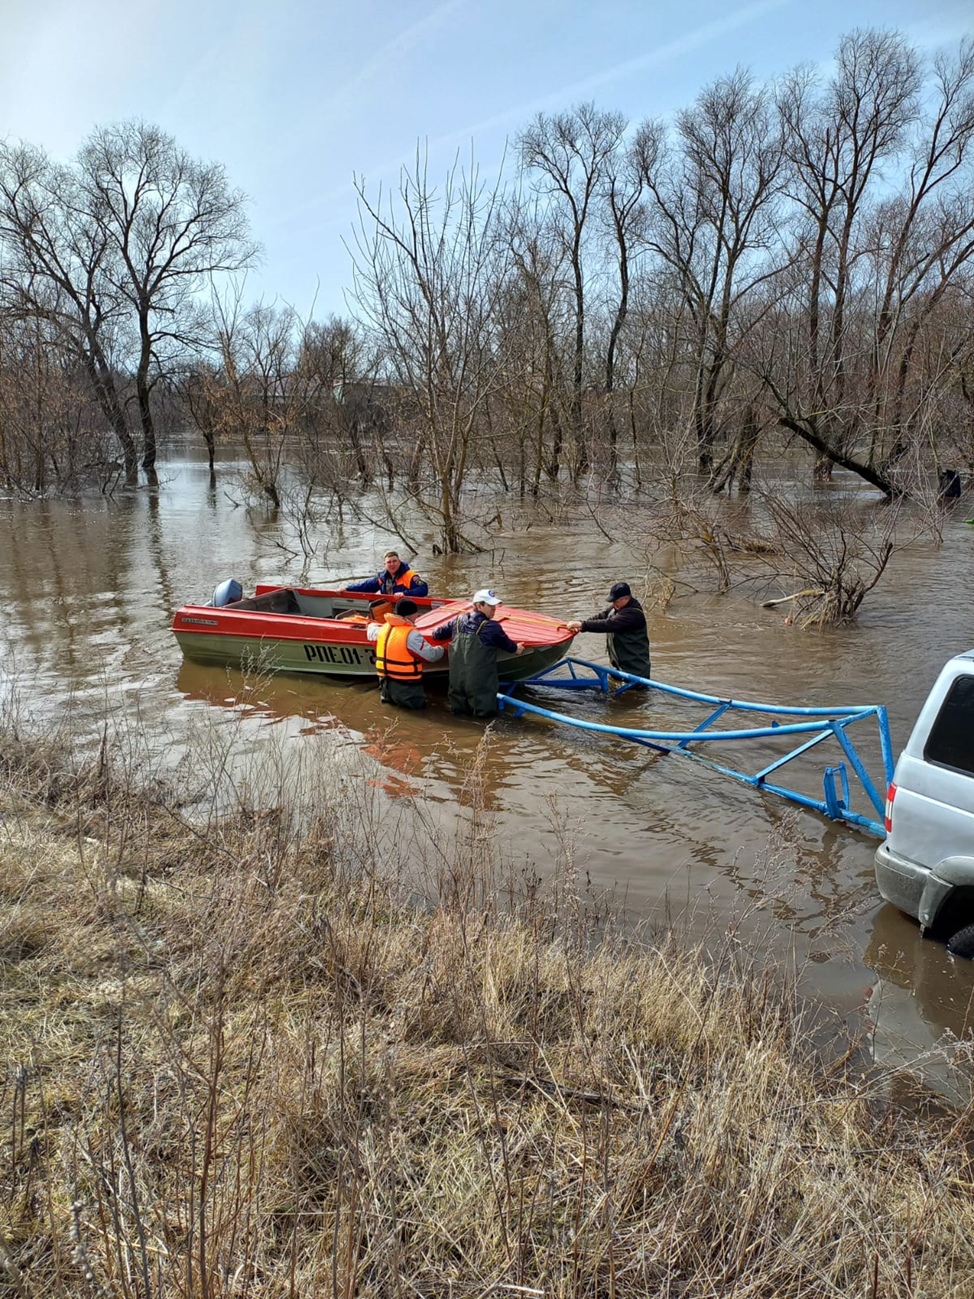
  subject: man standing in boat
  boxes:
[343,551,429,597]
[431,589,525,718]
[566,582,651,682]
[368,599,444,709]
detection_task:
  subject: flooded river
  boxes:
[2,451,973,1098]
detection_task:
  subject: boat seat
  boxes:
[227,589,301,614]
[337,599,392,622]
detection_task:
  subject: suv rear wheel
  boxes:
[946,923,974,959]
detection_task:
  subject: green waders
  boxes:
[379,677,427,709]
[449,620,500,717]
[607,625,651,681]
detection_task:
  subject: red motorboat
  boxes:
[172,584,574,680]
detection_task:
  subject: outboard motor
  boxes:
[210,578,243,607]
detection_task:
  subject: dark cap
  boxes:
[607,582,632,602]
[394,598,419,617]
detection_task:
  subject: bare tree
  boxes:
[758,492,899,627]
[771,31,922,485]
[518,104,627,477]
[351,150,512,553]
[0,141,138,480]
[863,38,974,471]
[634,70,790,478]
[297,315,380,482]
[602,141,645,466]
[78,122,258,475]
[187,292,302,508]
[232,302,302,508]
[0,122,257,482]
[0,312,109,492]
[493,202,572,491]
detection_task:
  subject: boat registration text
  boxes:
[304,644,374,667]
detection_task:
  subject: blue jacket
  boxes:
[346,562,429,597]
[431,610,518,654]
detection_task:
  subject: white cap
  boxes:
[472,588,501,606]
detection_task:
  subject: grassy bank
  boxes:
[1,707,973,1298]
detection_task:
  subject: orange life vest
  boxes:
[375,617,424,680]
[379,566,420,594]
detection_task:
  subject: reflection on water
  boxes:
[2,452,973,1096]
[862,905,974,1107]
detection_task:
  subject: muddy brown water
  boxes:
[2,452,973,1099]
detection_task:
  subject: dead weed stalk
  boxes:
[1,705,973,1297]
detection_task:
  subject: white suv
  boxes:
[874,650,974,956]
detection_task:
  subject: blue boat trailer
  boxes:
[497,658,895,837]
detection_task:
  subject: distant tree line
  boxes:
[1,30,972,552]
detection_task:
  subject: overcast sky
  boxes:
[1,0,970,321]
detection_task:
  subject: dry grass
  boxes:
[1,706,973,1298]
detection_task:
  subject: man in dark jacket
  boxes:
[567,582,651,681]
[343,550,429,597]
[432,589,525,717]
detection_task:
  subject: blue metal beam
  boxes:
[497,658,891,838]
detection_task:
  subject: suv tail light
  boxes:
[884,782,897,835]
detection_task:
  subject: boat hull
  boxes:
[171,586,574,683]
[173,626,381,675]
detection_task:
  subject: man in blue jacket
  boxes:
[432,589,525,717]
[343,550,429,597]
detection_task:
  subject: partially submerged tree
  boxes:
[0,311,109,492]
[758,32,974,495]
[492,205,573,491]
[351,151,513,553]
[758,492,899,627]
[297,315,381,483]
[196,295,303,508]
[518,104,629,478]
[0,141,138,480]
[0,122,257,483]
[634,70,790,478]
[79,122,258,475]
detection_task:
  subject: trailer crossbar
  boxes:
[497,658,893,837]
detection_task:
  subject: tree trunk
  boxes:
[86,348,138,484]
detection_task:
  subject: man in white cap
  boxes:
[431,589,525,717]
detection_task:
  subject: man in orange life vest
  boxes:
[367,598,445,709]
[343,550,429,597]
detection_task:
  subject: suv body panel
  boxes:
[874,651,974,934]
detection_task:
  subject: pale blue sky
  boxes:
[1,0,970,321]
